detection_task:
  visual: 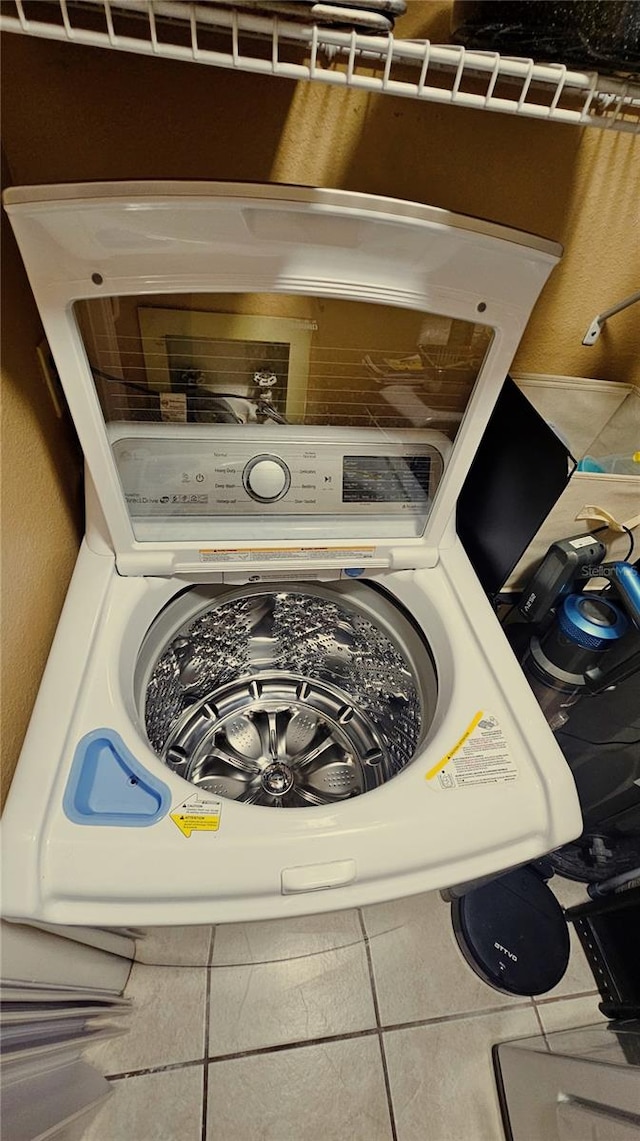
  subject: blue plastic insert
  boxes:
[63,729,171,826]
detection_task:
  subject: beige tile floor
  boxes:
[82,877,604,1141]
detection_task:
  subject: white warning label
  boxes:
[199,546,377,564]
[170,793,222,837]
[425,711,518,790]
[160,392,187,423]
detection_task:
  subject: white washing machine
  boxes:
[2,182,582,926]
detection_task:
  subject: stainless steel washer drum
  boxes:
[135,581,437,808]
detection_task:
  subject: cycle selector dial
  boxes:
[243,455,291,502]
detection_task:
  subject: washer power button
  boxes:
[243,455,291,502]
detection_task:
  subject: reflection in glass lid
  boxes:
[73,292,493,542]
[74,292,493,432]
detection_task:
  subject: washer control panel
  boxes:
[111,431,449,519]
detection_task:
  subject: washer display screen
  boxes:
[342,455,432,504]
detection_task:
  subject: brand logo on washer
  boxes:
[494,941,518,961]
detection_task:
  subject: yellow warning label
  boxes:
[425,711,518,790]
[171,813,220,838]
[170,794,221,838]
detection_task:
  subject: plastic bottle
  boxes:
[577,452,640,476]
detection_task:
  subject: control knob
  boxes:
[243,455,291,502]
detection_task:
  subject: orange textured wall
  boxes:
[1,151,82,808]
[2,30,638,386]
[1,17,638,799]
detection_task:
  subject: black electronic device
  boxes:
[505,554,640,883]
[566,885,640,1021]
[451,866,570,996]
[517,557,640,731]
[457,377,575,599]
[518,534,607,623]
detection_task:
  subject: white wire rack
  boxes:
[2,0,639,133]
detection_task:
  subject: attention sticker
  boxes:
[426,712,518,790]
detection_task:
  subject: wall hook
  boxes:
[582,289,640,346]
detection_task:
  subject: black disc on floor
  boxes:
[451,867,571,996]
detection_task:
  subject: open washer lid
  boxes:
[3,182,561,577]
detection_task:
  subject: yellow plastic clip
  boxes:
[575,505,626,533]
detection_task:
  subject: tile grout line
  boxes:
[107,1057,205,1081]
[201,926,215,1141]
[108,1030,383,1081]
[106,996,542,1079]
[534,989,600,1004]
[206,1026,381,1066]
[532,1001,547,1040]
[357,909,383,1028]
[108,992,543,1077]
[107,916,544,1086]
[531,999,554,1052]
[381,999,535,1035]
[358,909,398,1141]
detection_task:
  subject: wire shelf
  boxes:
[2,0,639,133]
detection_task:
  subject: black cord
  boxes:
[557,730,640,747]
[90,362,288,425]
[585,522,634,562]
[92,364,152,396]
[91,363,249,403]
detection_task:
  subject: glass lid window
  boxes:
[73,293,493,541]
